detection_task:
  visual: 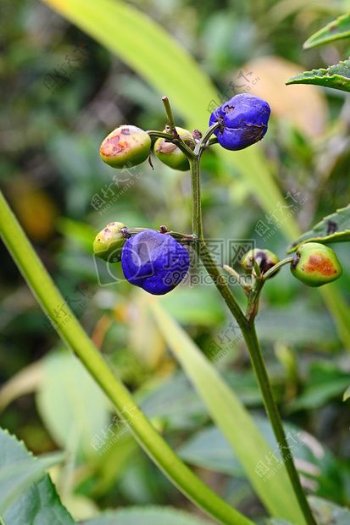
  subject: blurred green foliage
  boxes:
[1,0,350,522]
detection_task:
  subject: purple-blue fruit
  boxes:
[209,93,271,151]
[121,230,189,295]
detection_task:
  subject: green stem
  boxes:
[262,256,294,281]
[189,156,203,239]
[243,324,316,525]
[147,130,195,158]
[195,122,220,155]
[0,191,251,525]
[162,95,178,136]
[189,156,316,525]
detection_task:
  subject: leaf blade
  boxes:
[0,427,74,525]
[304,13,350,49]
[286,59,350,93]
[287,204,350,252]
[149,299,306,524]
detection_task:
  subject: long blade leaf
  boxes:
[149,298,306,524]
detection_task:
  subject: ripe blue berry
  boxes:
[209,93,271,151]
[121,230,190,295]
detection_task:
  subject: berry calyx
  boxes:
[93,222,127,262]
[241,248,279,277]
[209,93,271,151]
[121,229,190,295]
[154,127,194,171]
[99,125,151,168]
[291,242,342,287]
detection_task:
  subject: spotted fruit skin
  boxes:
[99,125,151,168]
[154,127,194,171]
[209,93,271,151]
[241,248,279,276]
[93,222,126,262]
[121,229,190,295]
[291,242,342,287]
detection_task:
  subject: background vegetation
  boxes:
[1,0,350,523]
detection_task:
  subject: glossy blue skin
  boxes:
[209,93,271,151]
[121,230,190,295]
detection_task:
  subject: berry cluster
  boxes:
[94,93,343,295]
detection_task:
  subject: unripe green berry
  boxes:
[99,125,151,168]
[93,222,126,262]
[291,242,342,287]
[154,127,194,171]
[241,248,279,277]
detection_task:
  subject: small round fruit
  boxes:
[209,93,271,151]
[291,242,342,287]
[93,222,126,262]
[241,248,279,276]
[121,229,190,295]
[154,127,194,171]
[99,125,151,168]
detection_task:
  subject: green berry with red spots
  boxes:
[99,125,151,168]
[291,242,342,287]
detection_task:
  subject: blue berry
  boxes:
[209,93,271,151]
[121,230,190,295]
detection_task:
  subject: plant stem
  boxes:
[242,324,316,525]
[189,156,316,525]
[0,190,252,525]
[195,122,220,155]
[262,256,294,281]
[189,157,203,239]
[147,130,195,158]
[162,96,178,136]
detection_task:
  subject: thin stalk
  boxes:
[263,256,294,281]
[189,156,203,239]
[195,122,220,156]
[0,191,252,525]
[189,156,316,525]
[147,130,195,158]
[162,96,178,136]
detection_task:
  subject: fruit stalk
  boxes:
[189,153,316,525]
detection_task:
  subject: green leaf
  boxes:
[0,427,74,524]
[289,362,350,412]
[177,417,331,480]
[83,507,209,525]
[0,454,64,514]
[149,299,306,524]
[304,13,350,49]
[178,426,244,476]
[287,204,350,252]
[343,385,350,401]
[309,496,350,525]
[256,302,335,346]
[286,59,350,93]
[36,350,111,455]
[160,287,225,326]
